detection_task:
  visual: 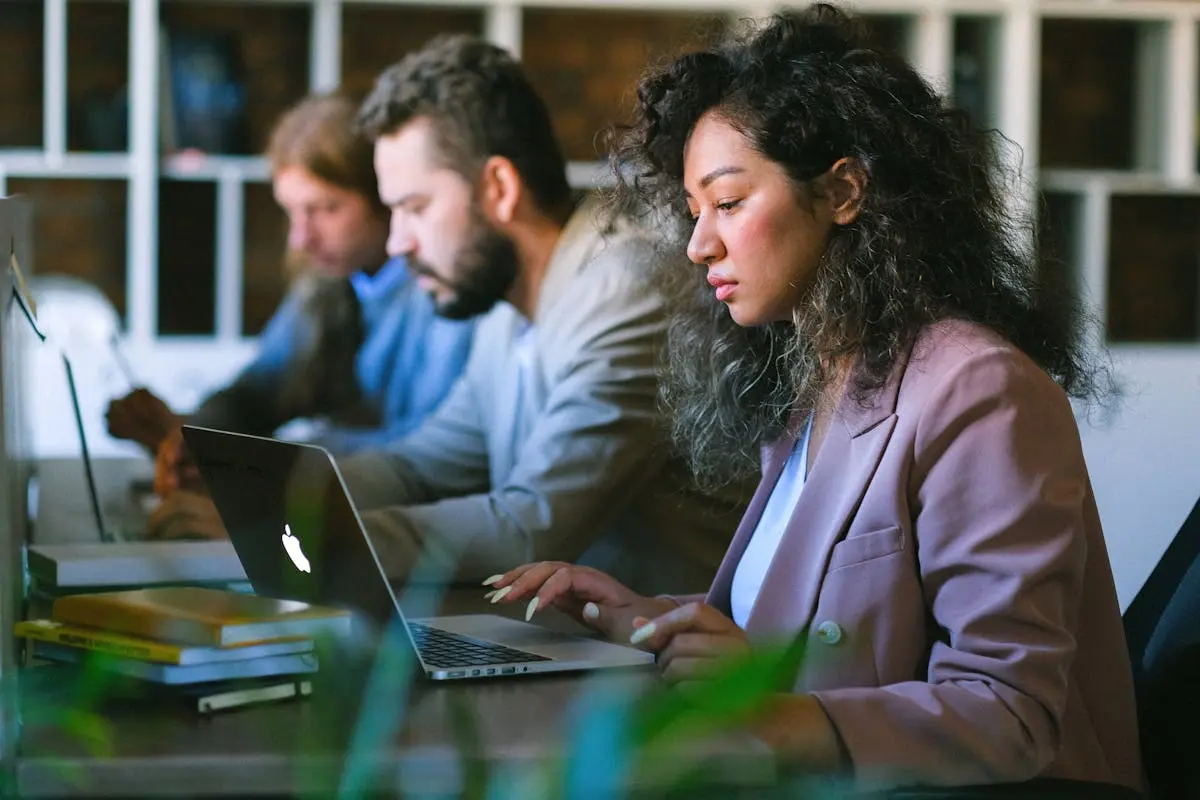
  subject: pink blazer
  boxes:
[697,320,1142,792]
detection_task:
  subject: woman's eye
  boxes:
[716,200,740,212]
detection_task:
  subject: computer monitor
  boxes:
[0,195,36,763]
[0,196,36,551]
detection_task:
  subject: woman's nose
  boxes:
[686,216,724,266]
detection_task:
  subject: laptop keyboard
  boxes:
[409,623,551,669]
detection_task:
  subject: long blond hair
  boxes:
[267,92,380,421]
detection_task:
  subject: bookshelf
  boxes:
[1,0,1199,444]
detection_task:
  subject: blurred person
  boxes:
[106,92,474,494]
[487,6,1142,796]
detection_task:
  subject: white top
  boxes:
[730,414,814,628]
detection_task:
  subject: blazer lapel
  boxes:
[745,411,897,635]
[743,356,910,636]
[706,435,797,616]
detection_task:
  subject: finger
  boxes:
[480,561,564,590]
[481,562,567,605]
[519,566,582,621]
[498,562,571,603]
[145,491,206,528]
[659,656,721,684]
[148,508,225,541]
[628,603,737,649]
[146,509,191,540]
[659,632,746,663]
[146,496,183,532]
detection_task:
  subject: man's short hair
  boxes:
[358,35,573,220]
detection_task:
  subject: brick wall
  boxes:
[242,182,287,336]
[158,180,216,334]
[66,1,129,152]
[522,10,726,161]
[6,178,128,320]
[161,2,310,155]
[1108,196,1200,342]
[341,6,484,101]
[1041,19,1136,170]
[0,0,43,148]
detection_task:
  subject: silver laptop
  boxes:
[181,425,654,681]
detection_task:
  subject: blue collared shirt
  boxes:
[200,257,474,454]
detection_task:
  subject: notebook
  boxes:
[50,585,352,647]
[15,619,313,665]
[182,425,654,681]
[26,540,247,589]
[30,641,317,685]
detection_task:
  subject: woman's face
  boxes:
[682,111,837,327]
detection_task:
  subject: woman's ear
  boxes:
[826,157,866,226]
[479,155,521,225]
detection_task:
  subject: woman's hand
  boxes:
[481,562,676,643]
[146,490,227,541]
[105,388,182,452]
[628,601,751,683]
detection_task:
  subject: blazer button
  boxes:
[815,621,843,646]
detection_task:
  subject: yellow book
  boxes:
[15,619,313,666]
[50,586,352,648]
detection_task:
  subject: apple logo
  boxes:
[281,524,311,573]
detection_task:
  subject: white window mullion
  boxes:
[44,0,67,163]
[997,2,1039,229]
[1164,14,1198,184]
[215,174,244,343]
[485,3,523,58]
[912,9,953,97]
[1079,181,1110,344]
[127,0,159,342]
[310,0,342,93]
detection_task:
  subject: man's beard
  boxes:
[408,211,519,321]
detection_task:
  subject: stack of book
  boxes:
[17,586,353,713]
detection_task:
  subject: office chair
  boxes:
[1122,494,1200,800]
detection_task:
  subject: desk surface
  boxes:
[18,460,776,797]
[17,590,775,798]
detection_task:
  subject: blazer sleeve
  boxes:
[339,243,671,582]
[810,347,1090,788]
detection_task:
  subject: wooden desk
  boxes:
[18,474,777,797]
[16,590,776,798]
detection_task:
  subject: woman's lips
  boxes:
[707,274,736,302]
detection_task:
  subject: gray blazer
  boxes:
[337,198,747,594]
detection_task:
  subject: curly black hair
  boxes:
[612,3,1107,490]
[358,34,573,222]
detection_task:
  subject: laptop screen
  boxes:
[182,425,405,626]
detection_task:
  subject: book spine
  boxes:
[51,598,217,647]
[16,625,184,664]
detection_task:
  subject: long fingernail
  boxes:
[629,623,656,645]
[524,597,539,622]
[489,586,512,603]
[582,602,600,620]
[482,574,505,587]
[483,589,500,601]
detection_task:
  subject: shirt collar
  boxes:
[350,256,410,304]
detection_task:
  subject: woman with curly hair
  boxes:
[486,4,1141,795]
